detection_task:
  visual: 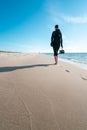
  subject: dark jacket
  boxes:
[51,29,63,48]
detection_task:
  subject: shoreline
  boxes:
[44,53,87,70]
[59,58,87,70]
[0,51,87,70]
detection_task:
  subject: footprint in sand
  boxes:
[65,70,70,73]
[81,77,87,81]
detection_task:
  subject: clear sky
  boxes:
[0,0,87,52]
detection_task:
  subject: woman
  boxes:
[51,25,63,64]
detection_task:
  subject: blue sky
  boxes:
[0,0,87,52]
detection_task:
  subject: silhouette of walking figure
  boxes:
[51,25,63,64]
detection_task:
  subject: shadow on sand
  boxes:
[0,63,54,73]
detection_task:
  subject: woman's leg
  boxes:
[54,56,58,64]
[53,47,57,64]
[53,45,59,64]
[55,56,58,64]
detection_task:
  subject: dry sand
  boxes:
[0,52,87,130]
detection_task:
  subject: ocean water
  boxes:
[44,53,87,70]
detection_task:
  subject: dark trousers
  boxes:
[53,44,60,56]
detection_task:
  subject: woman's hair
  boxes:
[55,25,58,28]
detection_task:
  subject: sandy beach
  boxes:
[0,52,87,130]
